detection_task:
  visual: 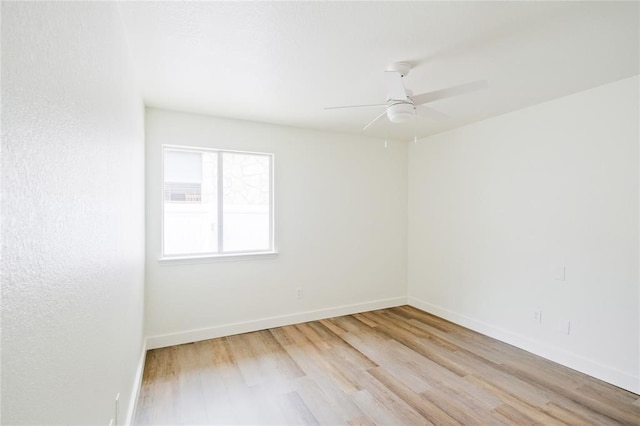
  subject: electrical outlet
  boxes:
[554,265,566,281]
[296,288,303,299]
[533,310,543,324]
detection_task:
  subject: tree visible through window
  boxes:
[162,146,273,257]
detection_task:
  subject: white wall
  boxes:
[145,108,407,347]
[1,3,145,424]
[408,75,639,393]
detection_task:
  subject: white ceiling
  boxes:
[118,1,639,141]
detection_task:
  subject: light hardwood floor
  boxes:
[134,306,640,425]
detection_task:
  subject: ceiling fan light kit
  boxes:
[387,102,414,123]
[325,61,487,134]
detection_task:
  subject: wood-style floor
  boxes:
[134,306,640,425]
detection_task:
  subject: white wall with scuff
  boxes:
[1,2,145,424]
[408,75,639,393]
[145,108,407,346]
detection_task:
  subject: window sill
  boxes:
[159,251,279,265]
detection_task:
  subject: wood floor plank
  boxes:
[394,321,462,352]
[248,330,306,383]
[354,370,430,425]
[560,385,640,425]
[391,305,460,332]
[293,375,365,424]
[305,320,347,347]
[338,331,433,393]
[280,323,314,347]
[465,374,572,425]
[351,388,425,426]
[312,323,378,371]
[192,340,240,424]
[500,358,640,424]
[134,306,640,425]
[429,382,514,425]
[134,349,176,425]
[277,390,320,425]
[493,403,538,425]
[351,312,379,328]
[283,343,361,394]
[346,415,376,426]
[577,381,640,406]
[318,318,347,336]
[174,344,209,424]
[224,333,263,387]
[541,401,596,425]
[405,317,517,365]
[150,346,179,425]
[193,340,240,424]
[367,366,459,425]
[295,322,333,351]
[211,338,272,424]
[421,386,501,425]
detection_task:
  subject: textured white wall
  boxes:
[1,3,145,425]
[145,108,407,344]
[408,76,639,393]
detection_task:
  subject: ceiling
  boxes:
[118,1,639,141]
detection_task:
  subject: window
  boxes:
[162,146,274,258]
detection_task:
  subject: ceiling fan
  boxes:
[325,62,488,131]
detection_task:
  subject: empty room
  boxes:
[1,1,639,425]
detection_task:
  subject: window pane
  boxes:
[222,152,271,252]
[163,149,218,255]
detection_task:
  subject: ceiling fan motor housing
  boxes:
[386,62,412,77]
[387,103,414,123]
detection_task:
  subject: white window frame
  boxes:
[160,145,276,262]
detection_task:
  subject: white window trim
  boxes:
[160,144,276,261]
[158,251,279,264]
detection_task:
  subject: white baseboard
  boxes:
[125,341,147,426]
[146,296,407,350]
[408,296,640,395]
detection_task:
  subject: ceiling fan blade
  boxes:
[363,109,389,131]
[412,80,488,105]
[384,71,407,101]
[324,103,388,110]
[416,105,450,121]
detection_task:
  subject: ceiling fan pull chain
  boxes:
[414,110,418,144]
